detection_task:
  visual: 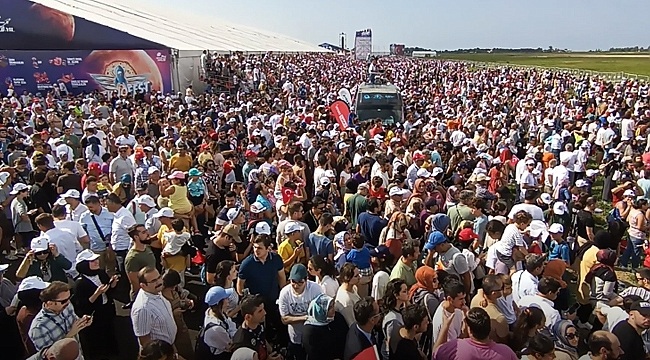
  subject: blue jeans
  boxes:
[620,235,644,268]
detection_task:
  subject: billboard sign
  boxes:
[0,49,172,96]
[354,29,372,61]
[0,0,166,50]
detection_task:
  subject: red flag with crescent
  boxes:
[281,186,294,204]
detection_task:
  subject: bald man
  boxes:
[583,330,623,360]
[27,338,80,360]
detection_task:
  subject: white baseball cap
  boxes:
[416,168,431,178]
[540,193,553,205]
[624,189,636,197]
[586,169,599,177]
[18,276,50,292]
[249,202,267,214]
[285,221,304,234]
[389,187,407,197]
[153,207,174,218]
[147,166,160,175]
[10,183,30,195]
[575,180,588,188]
[255,222,271,235]
[431,167,444,177]
[137,195,157,208]
[553,202,567,215]
[0,263,8,273]
[319,177,331,187]
[75,249,100,263]
[0,172,10,186]
[549,223,564,234]
[30,237,49,252]
[60,189,81,199]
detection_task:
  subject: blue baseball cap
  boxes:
[205,286,234,306]
[424,231,447,251]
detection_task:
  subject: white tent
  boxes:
[31,0,330,91]
[31,0,328,53]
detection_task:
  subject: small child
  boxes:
[496,274,518,329]
[162,219,192,284]
[346,233,373,297]
[547,223,570,265]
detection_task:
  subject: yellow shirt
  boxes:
[278,239,301,272]
[158,224,186,272]
[169,154,193,172]
[198,152,214,166]
[168,185,193,214]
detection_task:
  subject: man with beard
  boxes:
[611,300,650,360]
[130,266,177,349]
[124,224,156,309]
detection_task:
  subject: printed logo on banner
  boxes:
[155,52,167,62]
[0,17,15,33]
[89,61,151,97]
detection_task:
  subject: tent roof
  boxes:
[31,0,330,52]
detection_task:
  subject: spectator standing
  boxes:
[611,300,650,360]
[131,267,177,349]
[124,224,156,309]
[336,263,362,326]
[79,196,114,275]
[196,286,237,360]
[278,264,323,360]
[16,238,71,283]
[106,193,137,275]
[232,294,282,360]
[343,296,380,360]
[29,281,91,356]
[517,277,563,329]
[390,304,429,360]
[431,279,467,343]
[16,276,48,357]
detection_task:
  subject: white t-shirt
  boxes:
[335,287,361,326]
[517,294,561,329]
[318,275,340,298]
[511,270,539,304]
[278,281,323,344]
[431,305,464,342]
[202,311,237,354]
[508,203,544,222]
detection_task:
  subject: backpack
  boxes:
[194,321,229,360]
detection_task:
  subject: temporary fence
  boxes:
[445,59,650,82]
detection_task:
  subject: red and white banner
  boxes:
[330,99,350,131]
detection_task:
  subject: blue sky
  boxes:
[147,0,650,51]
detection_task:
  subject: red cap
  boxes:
[245,150,257,158]
[458,228,479,243]
[412,153,426,161]
[88,162,100,171]
[40,130,49,136]
[200,143,210,151]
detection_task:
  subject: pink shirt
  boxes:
[434,338,518,360]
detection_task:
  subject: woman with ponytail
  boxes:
[509,306,546,357]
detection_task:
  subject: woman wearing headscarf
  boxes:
[586,248,618,306]
[408,266,443,359]
[302,293,347,360]
[71,249,119,358]
[551,320,579,360]
[231,347,259,360]
[381,211,414,260]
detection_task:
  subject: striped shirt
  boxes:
[620,286,650,302]
[131,290,177,346]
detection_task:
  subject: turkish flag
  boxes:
[353,346,380,360]
[281,186,294,204]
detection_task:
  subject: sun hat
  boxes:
[75,249,100,263]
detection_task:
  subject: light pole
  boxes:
[340,32,346,51]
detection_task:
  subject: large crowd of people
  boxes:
[0,52,650,360]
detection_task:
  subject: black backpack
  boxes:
[195,321,230,360]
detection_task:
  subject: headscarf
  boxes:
[585,248,618,285]
[408,266,437,299]
[231,347,258,360]
[333,231,347,261]
[88,136,100,157]
[552,320,578,358]
[305,293,335,326]
[248,169,261,184]
[409,179,427,200]
[430,213,451,233]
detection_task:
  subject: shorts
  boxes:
[189,194,204,206]
[496,251,515,269]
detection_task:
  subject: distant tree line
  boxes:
[403,46,650,54]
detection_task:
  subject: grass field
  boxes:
[437,52,650,76]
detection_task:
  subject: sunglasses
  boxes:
[565,333,578,340]
[52,296,70,304]
[35,250,49,256]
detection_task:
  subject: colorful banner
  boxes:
[0,0,166,50]
[354,29,372,61]
[0,49,172,96]
[330,100,350,131]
